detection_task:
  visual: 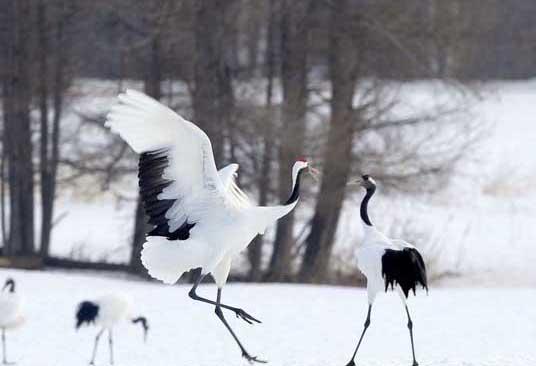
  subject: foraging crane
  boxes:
[106,89,316,363]
[0,278,24,365]
[345,175,428,366]
[75,294,149,365]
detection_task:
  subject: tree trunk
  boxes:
[192,0,235,166]
[245,2,261,77]
[0,146,7,251]
[267,0,311,281]
[247,0,278,281]
[37,0,51,258]
[2,0,35,256]
[130,36,162,275]
[38,0,70,259]
[299,0,359,282]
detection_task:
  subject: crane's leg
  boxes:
[405,305,419,366]
[108,329,114,366]
[1,328,14,365]
[345,305,372,366]
[215,288,266,364]
[89,328,104,365]
[188,268,260,324]
[1,328,6,365]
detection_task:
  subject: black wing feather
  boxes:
[138,148,195,240]
[76,301,99,329]
[382,247,428,298]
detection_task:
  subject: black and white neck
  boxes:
[285,161,308,205]
[360,176,377,226]
[132,316,149,342]
[3,278,15,293]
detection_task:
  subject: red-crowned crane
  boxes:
[0,278,24,365]
[75,294,148,365]
[345,175,428,366]
[105,89,316,363]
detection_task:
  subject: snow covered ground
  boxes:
[1,268,534,366]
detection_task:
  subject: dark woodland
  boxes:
[0,0,534,283]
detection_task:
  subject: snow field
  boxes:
[0,269,534,366]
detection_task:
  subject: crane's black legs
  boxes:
[1,328,6,365]
[89,328,104,365]
[345,305,372,366]
[108,329,114,365]
[405,306,419,366]
[1,328,14,365]
[215,289,266,364]
[188,269,261,324]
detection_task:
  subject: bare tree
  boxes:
[299,0,360,282]
[38,0,76,259]
[1,0,35,256]
[247,0,278,281]
[191,0,236,166]
[267,0,313,281]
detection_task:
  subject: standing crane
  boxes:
[106,89,316,363]
[75,294,149,365]
[345,175,428,366]
[0,278,24,365]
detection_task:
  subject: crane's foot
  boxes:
[412,361,419,366]
[2,361,15,365]
[234,308,261,324]
[242,350,267,364]
[345,360,356,366]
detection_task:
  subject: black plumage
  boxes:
[76,301,99,329]
[285,169,304,205]
[131,316,149,341]
[138,148,195,240]
[131,316,149,330]
[381,247,428,298]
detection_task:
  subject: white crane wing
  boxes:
[105,89,228,238]
[218,164,252,209]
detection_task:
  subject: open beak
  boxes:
[348,178,364,186]
[308,165,320,182]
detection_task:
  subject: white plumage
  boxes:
[0,278,24,365]
[90,294,131,328]
[76,294,148,365]
[0,287,23,330]
[106,89,312,362]
[345,175,428,366]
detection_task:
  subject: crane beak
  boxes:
[308,165,320,182]
[348,178,364,186]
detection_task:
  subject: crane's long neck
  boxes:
[285,168,304,205]
[132,316,149,342]
[259,166,304,225]
[360,186,375,226]
[4,281,15,293]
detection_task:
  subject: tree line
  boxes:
[0,0,533,282]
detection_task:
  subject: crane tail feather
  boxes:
[140,236,204,285]
[381,247,428,298]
